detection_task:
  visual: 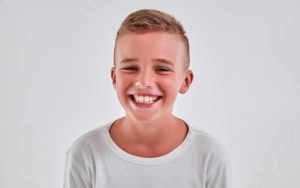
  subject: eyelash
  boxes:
[155,67,171,72]
[120,66,172,73]
[121,67,138,72]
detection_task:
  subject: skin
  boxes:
[110,32,193,157]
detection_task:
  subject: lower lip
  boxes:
[132,100,156,108]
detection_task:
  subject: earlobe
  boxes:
[111,67,116,89]
[179,70,194,94]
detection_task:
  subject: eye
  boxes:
[121,66,138,73]
[155,66,171,74]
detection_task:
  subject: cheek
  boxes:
[159,77,181,93]
[116,73,133,89]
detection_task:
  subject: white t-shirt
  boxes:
[63,122,232,188]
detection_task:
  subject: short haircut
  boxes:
[114,9,190,68]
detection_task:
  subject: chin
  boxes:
[128,113,161,125]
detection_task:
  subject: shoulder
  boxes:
[67,124,109,157]
[188,125,229,160]
[184,125,232,187]
[189,126,231,178]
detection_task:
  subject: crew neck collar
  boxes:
[101,121,196,165]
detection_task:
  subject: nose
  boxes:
[135,69,154,88]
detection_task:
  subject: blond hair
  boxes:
[114,9,190,68]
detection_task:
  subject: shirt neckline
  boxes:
[101,121,196,165]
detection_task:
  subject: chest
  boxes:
[92,156,206,188]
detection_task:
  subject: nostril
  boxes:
[134,80,153,88]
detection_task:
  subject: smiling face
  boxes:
[111,32,193,124]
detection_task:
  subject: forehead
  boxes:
[115,32,187,66]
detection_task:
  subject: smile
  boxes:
[129,94,162,105]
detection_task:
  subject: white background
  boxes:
[1,0,299,188]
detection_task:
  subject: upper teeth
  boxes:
[133,95,158,104]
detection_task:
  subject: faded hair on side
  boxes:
[114,9,190,68]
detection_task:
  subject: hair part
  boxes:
[114,9,190,68]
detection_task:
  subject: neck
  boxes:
[112,115,187,146]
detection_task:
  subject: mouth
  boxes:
[129,94,162,105]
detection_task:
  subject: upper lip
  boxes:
[129,93,162,97]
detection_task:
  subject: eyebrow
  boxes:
[120,58,139,64]
[120,58,174,66]
[152,58,174,66]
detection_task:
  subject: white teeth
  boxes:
[133,95,158,104]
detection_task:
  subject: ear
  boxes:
[179,69,194,94]
[111,67,116,90]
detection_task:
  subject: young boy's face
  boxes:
[111,32,193,124]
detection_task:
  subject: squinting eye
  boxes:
[121,67,138,72]
[156,67,171,73]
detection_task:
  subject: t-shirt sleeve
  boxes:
[63,147,93,188]
[205,151,232,188]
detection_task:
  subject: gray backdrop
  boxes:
[1,0,299,188]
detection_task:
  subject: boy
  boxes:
[64,9,231,188]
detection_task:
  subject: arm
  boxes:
[63,148,93,188]
[205,153,232,188]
